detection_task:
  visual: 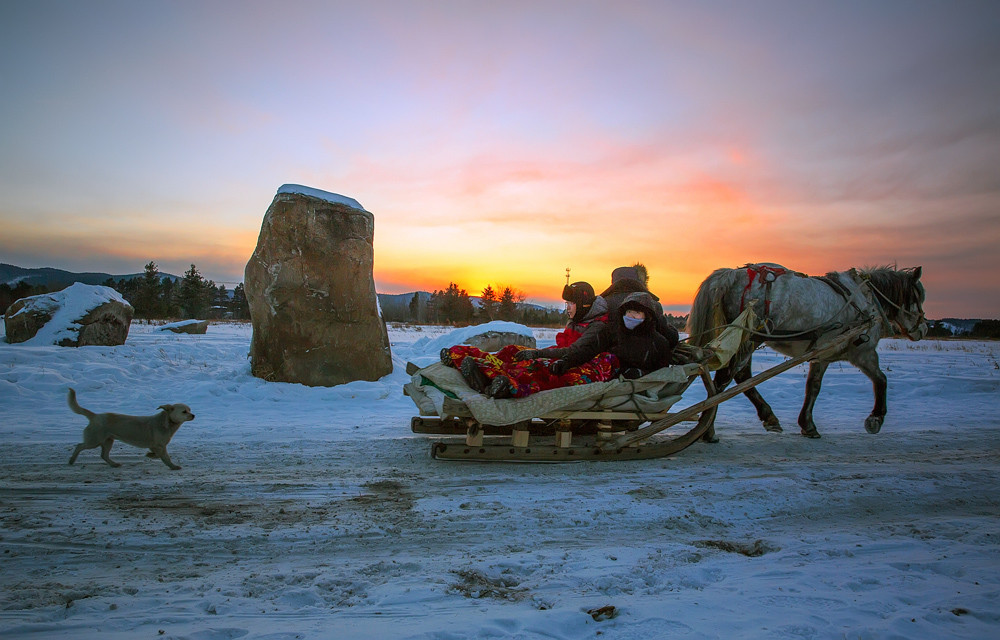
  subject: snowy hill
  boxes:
[938,317,981,335]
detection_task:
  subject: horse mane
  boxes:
[854,265,923,307]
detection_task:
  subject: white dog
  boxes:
[67,388,195,469]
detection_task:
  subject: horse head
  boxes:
[868,266,927,341]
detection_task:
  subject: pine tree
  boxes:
[479,285,499,321]
[161,278,178,317]
[213,284,228,317]
[179,264,208,318]
[498,286,517,321]
[134,261,162,318]
[429,283,474,324]
[971,320,1000,339]
[232,283,250,320]
[408,292,420,322]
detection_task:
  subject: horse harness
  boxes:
[739,264,790,318]
[739,264,879,346]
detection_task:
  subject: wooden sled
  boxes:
[405,314,869,462]
[416,368,719,461]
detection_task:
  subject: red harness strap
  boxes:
[740,264,788,314]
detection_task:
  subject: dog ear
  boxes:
[158,404,172,412]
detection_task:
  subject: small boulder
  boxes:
[465,331,537,352]
[4,283,133,346]
[415,321,537,358]
[157,320,209,334]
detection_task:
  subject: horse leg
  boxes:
[797,361,829,438]
[712,366,733,392]
[733,362,782,432]
[851,350,887,434]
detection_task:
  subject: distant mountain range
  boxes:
[6,264,978,325]
[1,263,180,288]
[1,264,555,314]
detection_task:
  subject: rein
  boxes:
[861,277,925,338]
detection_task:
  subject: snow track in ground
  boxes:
[1,323,998,638]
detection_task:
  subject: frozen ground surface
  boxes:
[1,321,998,639]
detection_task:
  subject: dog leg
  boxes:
[152,447,181,470]
[68,443,88,465]
[100,438,122,467]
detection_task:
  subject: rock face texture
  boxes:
[244,185,392,386]
[158,320,209,334]
[4,283,133,347]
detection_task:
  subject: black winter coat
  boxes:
[600,278,679,350]
[553,291,673,377]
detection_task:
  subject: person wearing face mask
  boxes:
[545,291,673,380]
[600,265,680,353]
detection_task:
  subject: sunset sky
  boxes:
[2,1,998,318]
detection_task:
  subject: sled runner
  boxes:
[405,308,876,462]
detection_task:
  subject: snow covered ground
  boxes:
[1,320,998,639]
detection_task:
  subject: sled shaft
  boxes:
[608,323,870,450]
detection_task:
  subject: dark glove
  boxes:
[549,359,569,376]
[513,349,539,362]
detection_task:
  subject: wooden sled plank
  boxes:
[429,372,718,462]
[411,416,649,436]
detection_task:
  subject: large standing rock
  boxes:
[4,283,133,346]
[244,184,392,386]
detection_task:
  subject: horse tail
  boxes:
[686,268,743,347]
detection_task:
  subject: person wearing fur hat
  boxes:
[502,281,609,366]
[600,265,679,352]
[555,281,608,347]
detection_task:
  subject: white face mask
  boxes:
[623,315,644,330]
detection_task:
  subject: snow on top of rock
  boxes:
[156,319,204,330]
[411,321,535,357]
[276,184,366,211]
[13,283,130,346]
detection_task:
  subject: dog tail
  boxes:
[67,388,95,419]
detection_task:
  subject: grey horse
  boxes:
[686,263,927,437]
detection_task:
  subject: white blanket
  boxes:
[403,308,755,426]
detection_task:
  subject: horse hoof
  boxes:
[764,423,783,433]
[800,429,821,439]
[865,416,883,434]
